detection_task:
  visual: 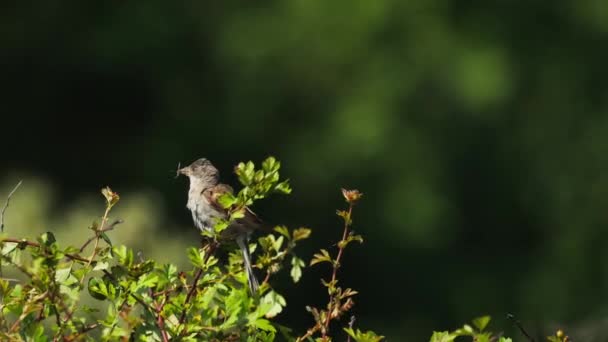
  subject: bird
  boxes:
[177,158,262,293]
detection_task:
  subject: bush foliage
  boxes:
[0,157,571,341]
[0,157,382,341]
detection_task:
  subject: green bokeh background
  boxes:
[2,1,608,340]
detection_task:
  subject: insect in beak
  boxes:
[175,162,182,179]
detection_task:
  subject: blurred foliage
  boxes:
[2,0,608,340]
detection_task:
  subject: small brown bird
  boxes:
[177,158,262,292]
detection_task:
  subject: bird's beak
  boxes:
[176,164,188,178]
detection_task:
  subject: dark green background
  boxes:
[3,1,608,340]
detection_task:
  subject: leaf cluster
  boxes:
[0,157,382,341]
[430,316,571,342]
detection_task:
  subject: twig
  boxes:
[261,270,271,286]
[79,219,123,253]
[101,269,157,317]
[0,253,34,278]
[64,323,100,342]
[346,316,356,342]
[1,238,90,263]
[507,313,536,342]
[179,268,203,325]
[1,180,22,232]
[80,204,113,286]
[321,202,353,337]
[178,242,217,335]
[155,294,170,342]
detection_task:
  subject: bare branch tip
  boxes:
[1,180,23,233]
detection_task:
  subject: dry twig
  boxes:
[1,180,23,232]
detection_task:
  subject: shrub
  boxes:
[0,157,382,341]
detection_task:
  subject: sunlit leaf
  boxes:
[472,316,491,331]
[293,228,311,242]
[310,249,332,266]
[290,256,305,283]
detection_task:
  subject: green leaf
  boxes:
[187,247,205,268]
[344,327,385,342]
[93,261,110,271]
[135,273,159,290]
[258,291,286,319]
[273,236,284,251]
[274,226,290,238]
[113,245,133,267]
[473,333,492,342]
[230,209,245,220]
[38,232,56,246]
[338,234,364,249]
[254,170,265,183]
[100,232,113,247]
[274,181,292,194]
[218,192,237,209]
[262,156,279,173]
[429,331,456,342]
[1,242,18,255]
[292,228,311,242]
[472,316,491,331]
[253,318,276,332]
[290,256,305,283]
[88,277,108,300]
[336,210,352,225]
[213,220,229,234]
[310,249,332,266]
[55,266,72,282]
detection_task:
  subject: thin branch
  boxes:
[261,270,271,286]
[179,268,203,325]
[0,253,34,278]
[1,180,22,232]
[347,316,356,342]
[100,269,156,315]
[178,242,217,335]
[1,238,90,263]
[322,203,353,337]
[64,323,100,342]
[155,294,170,342]
[84,205,112,269]
[79,219,123,253]
[507,313,536,342]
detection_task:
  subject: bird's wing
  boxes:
[204,183,266,231]
[202,183,234,213]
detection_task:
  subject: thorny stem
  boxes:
[322,202,354,337]
[297,201,356,342]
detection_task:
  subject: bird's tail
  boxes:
[236,235,259,293]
